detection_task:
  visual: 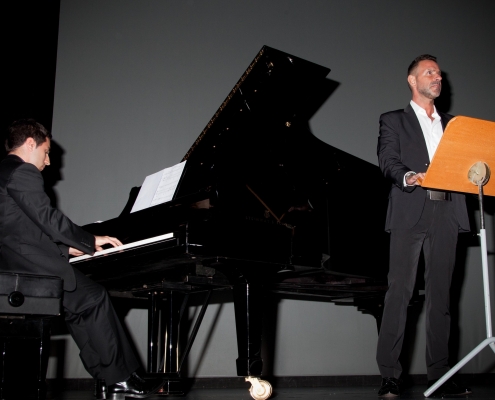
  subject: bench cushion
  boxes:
[0,272,63,316]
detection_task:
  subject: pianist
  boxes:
[376,55,471,397]
[0,119,156,398]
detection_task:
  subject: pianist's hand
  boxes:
[94,235,123,252]
[69,247,85,256]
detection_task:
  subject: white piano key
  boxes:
[69,232,174,263]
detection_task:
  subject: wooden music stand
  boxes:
[421,116,495,397]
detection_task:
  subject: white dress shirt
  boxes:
[409,100,443,161]
[403,100,444,186]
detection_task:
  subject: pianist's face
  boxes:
[30,138,51,171]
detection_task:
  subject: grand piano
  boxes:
[71,46,389,399]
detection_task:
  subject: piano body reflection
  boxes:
[71,46,389,399]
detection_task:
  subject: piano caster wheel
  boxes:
[245,376,272,400]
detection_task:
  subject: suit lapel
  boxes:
[439,111,451,131]
[404,103,430,161]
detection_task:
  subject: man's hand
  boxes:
[406,172,426,186]
[69,247,85,256]
[94,235,123,252]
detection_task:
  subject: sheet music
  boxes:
[131,161,186,213]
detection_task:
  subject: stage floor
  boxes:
[51,385,493,400]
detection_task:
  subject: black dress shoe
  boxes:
[427,379,472,398]
[94,379,107,399]
[378,377,401,397]
[107,372,162,399]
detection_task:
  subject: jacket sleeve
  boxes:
[7,163,95,255]
[377,112,416,193]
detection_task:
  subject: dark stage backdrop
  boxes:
[2,1,59,148]
[48,1,494,379]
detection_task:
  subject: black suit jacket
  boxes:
[377,104,470,232]
[0,155,95,291]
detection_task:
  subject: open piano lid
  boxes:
[181,46,330,162]
[115,46,388,279]
[174,46,332,202]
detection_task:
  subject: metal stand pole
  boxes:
[424,183,495,397]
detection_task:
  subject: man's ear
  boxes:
[407,75,416,88]
[24,137,36,151]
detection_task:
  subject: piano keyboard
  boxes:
[69,233,174,263]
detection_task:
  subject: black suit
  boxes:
[0,155,139,385]
[376,104,469,380]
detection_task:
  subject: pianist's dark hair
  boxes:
[5,119,52,152]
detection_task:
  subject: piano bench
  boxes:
[0,272,63,400]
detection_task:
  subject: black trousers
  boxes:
[63,268,140,385]
[376,199,459,380]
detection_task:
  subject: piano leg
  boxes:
[147,291,162,373]
[145,288,216,396]
[233,282,264,376]
[164,290,181,373]
[148,290,188,374]
[145,290,185,396]
[233,283,273,400]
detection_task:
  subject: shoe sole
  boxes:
[107,381,165,399]
[107,393,153,400]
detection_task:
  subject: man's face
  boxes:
[411,60,442,99]
[31,138,51,171]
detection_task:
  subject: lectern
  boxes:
[419,116,495,397]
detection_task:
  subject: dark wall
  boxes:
[2,1,60,141]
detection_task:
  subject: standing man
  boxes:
[0,119,158,399]
[376,55,471,397]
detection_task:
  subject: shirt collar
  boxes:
[410,100,440,120]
